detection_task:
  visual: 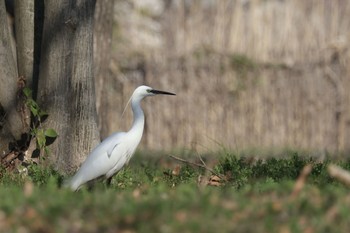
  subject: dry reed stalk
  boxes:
[328,164,350,186]
[102,0,350,152]
[290,164,313,199]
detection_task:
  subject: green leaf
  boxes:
[30,105,39,117]
[44,147,51,156]
[30,127,37,135]
[39,110,49,118]
[23,87,32,98]
[36,129,46,149]
[27,100,40,117]
[44,129,58,138]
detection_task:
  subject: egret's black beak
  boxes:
[150,89,176,95]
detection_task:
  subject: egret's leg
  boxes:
[106,177,113,187]
[87,182,95,191]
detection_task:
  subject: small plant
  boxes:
[217,154,252,188]
[251,155,307,181]
[27,163,63,186]
[215,152,350,188]
[163,165,199,187]
[23,87,58,156]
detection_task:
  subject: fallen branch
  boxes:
[1,151,19,168]
[328,164,350,187]
[169,154,224,179]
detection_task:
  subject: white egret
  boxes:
[67,85,175,191]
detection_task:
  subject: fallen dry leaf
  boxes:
[172,165,181,176]
[132,188,141,199]
[210,175,221,182]
[24,207,37,220]
[272,201,283,212]
[175,211,187,223]
[208,175,222,186]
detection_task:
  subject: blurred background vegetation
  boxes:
[98,0,350,154]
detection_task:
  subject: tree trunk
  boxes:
[94,0,121,139]
[0,0,24,141]
[14,0,34,133]
[38,0,100,174]
[15,0,34,88]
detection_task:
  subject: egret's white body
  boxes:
[68,85,175,191]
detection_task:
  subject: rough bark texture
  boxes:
[38,0,100,174]
[14,0,34,88]
[94,0,121,139]
[0,0,23,142]
[14,0,34,132]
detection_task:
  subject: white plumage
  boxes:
[67,85,175,191]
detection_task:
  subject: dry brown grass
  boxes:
[99,0,350,153]
[161,0,350,64]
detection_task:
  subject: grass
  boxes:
[1,150,350,232]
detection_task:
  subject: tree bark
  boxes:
[38,0,100,174]
[0,0,25,141]
[15,0,34,88]
[94,0,121,139]
[14,0,34,133]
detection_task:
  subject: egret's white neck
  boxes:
[129,96,145,136]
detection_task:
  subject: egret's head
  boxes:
[122,85,175,117]
[134,85,176,99]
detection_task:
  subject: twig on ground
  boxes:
[197,153,207,167]
[1,151,19,168]
[169,154,224,179]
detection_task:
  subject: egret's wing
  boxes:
[107,143,119,158]
[68,132,126,190]
[106,148,133,178]
[83,131,126,165]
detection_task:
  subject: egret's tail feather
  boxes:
[63,176,80,191]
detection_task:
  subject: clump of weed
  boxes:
[0,163,63,187]
[27,164,63,186]
[0,166,26,186]
[216,154,252,188]
[163,165,200,187]
[216,152,350,189]
[252,153,307,181]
